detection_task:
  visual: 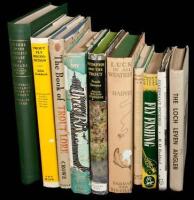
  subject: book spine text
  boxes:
[142,74,158,189]
[31,39,59,187]
[88,54,108,194]
[64,53,91,194]
[107,57,133,193]
[8,24,40,184]
[49,39,71,188]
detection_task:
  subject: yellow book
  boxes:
[30,15,85,188]
[31,38,59,187]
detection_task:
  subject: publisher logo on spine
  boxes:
[144,176,155,188]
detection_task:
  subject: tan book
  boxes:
[169,46,189,191]
[133,44,154,185]
[107,33,145,193]
[49,39,71,188]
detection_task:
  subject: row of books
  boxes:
[8,3,189,194]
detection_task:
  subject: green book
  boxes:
[92,32,117,53]
[111,34,139,57]
[7,3,68,184]
[142,52,163,189]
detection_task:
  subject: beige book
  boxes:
[49,39,70,188]
[107,33,145,193]
[170,46,189,191]
[133,44,154,185]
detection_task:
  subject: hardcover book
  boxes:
[7,3,68,184]
[142,52,164,189]
[49,16,92,189]
[64,29,105,194]
[134,44,154,185]
[157,48,172,190]
[107,32,144,193]
[87,30,128,194]
[169,46,189,191]
[30,11,82,188]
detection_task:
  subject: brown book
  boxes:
[107,33,145,193]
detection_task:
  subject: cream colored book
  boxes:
[133,44,154,185]
[169,46,189,191]
[107,33,145,193]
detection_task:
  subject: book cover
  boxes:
[169,46,189,191]
[142,52,163,189]
[157,48,172,190]
[107,33,145,193]
[64,30,102,194]
[49,40,71,188]
[31,13,86,188]
[88,30,127,194]
[7,3,68,184]
[31,9,82,188]
[31,38,59,187]
[134,44,154,185]
[49,17,91,189]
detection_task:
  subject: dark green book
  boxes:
[142,52,163,189]
[8,3,68,184]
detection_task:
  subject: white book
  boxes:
[157,48,172,190]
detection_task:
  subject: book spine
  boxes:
[31,38,59,187]
[8,23,40,184]
[64,52,91,194]
[88,53,108,195]
[49,39,71,188]
[158,72,167,190]
[142,74,158,189]
[134,68,144,185]
[170,70,184,191]
[107,57,133,193]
